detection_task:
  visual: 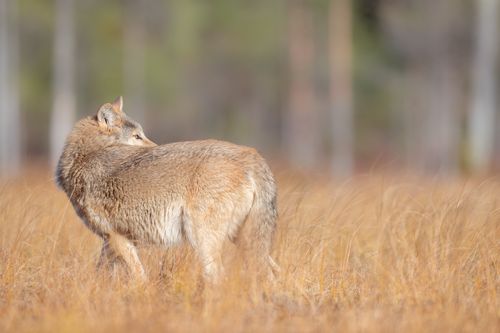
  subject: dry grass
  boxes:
[0,168,498,332]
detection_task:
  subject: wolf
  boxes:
[56,97,279,282]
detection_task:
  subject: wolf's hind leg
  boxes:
[189,229,224,283]
[183,216,224,283]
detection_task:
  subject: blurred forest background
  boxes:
[0,0,499,178]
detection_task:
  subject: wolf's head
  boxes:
[95,96,156,147]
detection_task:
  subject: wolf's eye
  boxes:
[133,134,142,140]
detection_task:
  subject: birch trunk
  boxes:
[50,0,76,166]
[329,0,353,177]
[124,0,146,124]
[285,0,319,168]
[468,0,499,172]
[0,0,21,175]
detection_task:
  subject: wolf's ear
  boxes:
[111,96,123,113]
[97,104,119,128]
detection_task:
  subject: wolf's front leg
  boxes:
[97,232,147,283]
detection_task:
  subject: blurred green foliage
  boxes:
[17,0,388,156]
[15,0,491,172]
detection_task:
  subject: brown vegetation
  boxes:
[0,169,498,332]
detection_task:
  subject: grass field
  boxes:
[0,168,498,332]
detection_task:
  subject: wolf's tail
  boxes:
[240,160,280,277]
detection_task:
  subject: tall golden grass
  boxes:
[0,168,498,332]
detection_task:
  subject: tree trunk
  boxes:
[423,58,460,174]
[285,0,319,168]
[468,0,499,172]
[420,0,461,175]
[0,0,21,176]
[382,0,464,175]
[124,0,146,124]
[407,0,461,175]
[329,0,354,177]
[50,0,76,166]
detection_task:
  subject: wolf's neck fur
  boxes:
[55,117,120,198]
